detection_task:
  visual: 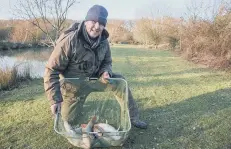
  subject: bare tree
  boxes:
[123,20,135,32]
[185,0,225,21]
[13,0,78,46]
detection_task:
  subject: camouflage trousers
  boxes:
[60,73,139,125]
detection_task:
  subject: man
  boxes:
[44,5,147,129]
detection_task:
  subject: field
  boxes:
[1,46,231,149]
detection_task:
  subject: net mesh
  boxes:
[54,78,131,148]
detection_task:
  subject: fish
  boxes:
[63,116,121,149]
[93,123,121,140]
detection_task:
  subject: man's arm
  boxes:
[44,33,73,106]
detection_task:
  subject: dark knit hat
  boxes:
[85,5,108,26]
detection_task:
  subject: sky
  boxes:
[0,0,223,20]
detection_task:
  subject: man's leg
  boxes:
[111,73,147,129]
[60,79,91,126]
[60,79,96,148]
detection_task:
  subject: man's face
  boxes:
[84,21,105,38]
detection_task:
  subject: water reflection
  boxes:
[0,48,52,78]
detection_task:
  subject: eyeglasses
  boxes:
[90,21,105,28]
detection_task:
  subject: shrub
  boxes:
[133,18,162,46]
[0,27,11,41]
[0,65,31,91]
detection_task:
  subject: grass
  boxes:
[1,46,231,148]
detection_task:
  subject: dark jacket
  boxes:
[44,21,112,104]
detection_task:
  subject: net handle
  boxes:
[54,104,63,135]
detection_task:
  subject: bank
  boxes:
[0,41,48,50]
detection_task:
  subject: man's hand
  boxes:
[100,71,110,84]
[50,102,62,116]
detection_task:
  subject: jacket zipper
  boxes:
[83,44,96,78]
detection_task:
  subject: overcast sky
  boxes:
[0,0,222,20]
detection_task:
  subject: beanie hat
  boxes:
[85,5,108,26]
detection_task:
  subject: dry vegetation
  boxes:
[180,4,231,68]
[106,20,133,43]
[0,19,72,45]
[0,65,31,90]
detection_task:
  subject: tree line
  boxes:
[0,18,180,47]
[1,0,231,68]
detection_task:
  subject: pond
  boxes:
[0,48,53,78]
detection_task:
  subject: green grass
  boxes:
[1,46,231,148]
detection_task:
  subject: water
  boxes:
[0,48,53,78]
